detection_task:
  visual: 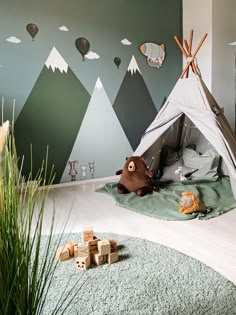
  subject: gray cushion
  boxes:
[160,159,197,182]
[182,148,220,179]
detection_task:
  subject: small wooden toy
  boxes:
[75,255,91,270]
[98,240,111,255]
[55,226,119,270]
[92,252,107,266]
[108,238,118,252]
[74,245,79,258]
[82,226,93,241]
[56,246,70,262]
[87,236,100,253]
[77,241,89,257]
[108,251,119,265]
[66,241,78,256]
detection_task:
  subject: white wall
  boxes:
[183,0,236,131]
[182,0,212,88]
[212,0,236,131]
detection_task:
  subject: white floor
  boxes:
[43,176,236,285]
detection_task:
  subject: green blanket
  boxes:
[96,177,236,220]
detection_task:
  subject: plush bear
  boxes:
[116,156,154,196]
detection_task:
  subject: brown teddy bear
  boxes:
[116,156,154,196]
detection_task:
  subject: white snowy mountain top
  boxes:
[95,77,103,90]
[45,47,68,73]
[127,55,141,75]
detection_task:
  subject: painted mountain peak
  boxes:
[113,55,157,150]
[14,49,90,184]
[45,46,68,73]
[95,77,103,90]
[127,55,141,75]
[60,76,133,182]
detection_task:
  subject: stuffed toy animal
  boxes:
[179,191,212,215]
[179,192,199,214]
[116,156,154,196]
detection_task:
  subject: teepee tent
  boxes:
[134,31,236,198]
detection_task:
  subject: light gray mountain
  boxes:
[60,77,133,182]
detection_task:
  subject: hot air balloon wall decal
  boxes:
[26,23,39,41]
[140,42,165,69]
[114,57,121,69]
[75,37,90,61]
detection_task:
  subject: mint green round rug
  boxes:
[43,233,236,315]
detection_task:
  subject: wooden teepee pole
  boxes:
[174,30,208,149]
[180,33,208,78]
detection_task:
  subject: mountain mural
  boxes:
[113,55,157,151]
[14,47,90,184]
[60,77,133,182]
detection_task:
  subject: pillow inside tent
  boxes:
[160,159,197,182]
[182,148,220,179]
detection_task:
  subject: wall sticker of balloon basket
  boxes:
[140,42,165,69]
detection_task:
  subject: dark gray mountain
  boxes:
[14,47,90,184]
[113,55,157,150]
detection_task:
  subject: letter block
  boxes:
[87,236,100,253]
[75,255,91,270]
[76,241,89,257]
[66,241,78,256]
[108,238,118,253]
[82,226,94,241]
[98,240,111,255]
[108,251,119,265]
[93,252,107,266]
[56,246,70,262]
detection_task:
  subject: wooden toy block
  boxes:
[74,245,79,258]
[77,241,89,257]
[90,250,98,265]
[93,252,107,266]
[87,236,100,253]
[75,255,91,271]
[55,246,70,262]
[66,241,78,256]
[108,238,118,253]
[108,251,119,265]
[82,226,94,241]
[98,240,111,255]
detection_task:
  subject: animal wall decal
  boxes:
[80,165,87,179]
[68,160,78,181]
[88,161,95,177]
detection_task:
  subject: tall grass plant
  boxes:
[0,112,78,314]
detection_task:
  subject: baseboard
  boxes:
[44,175,119,190]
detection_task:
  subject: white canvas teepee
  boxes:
[134,31,236,199]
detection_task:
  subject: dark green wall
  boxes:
[0,0,182,119]
[0,0,182,183]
